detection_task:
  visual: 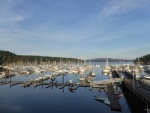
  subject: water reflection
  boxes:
[0,62,132,113]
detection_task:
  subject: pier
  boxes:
[0,76,123,89]
[123,78,150,106]
[106,84,122,111]
[114,70,150,113]
[110,70,150,113]
[90,78,122,87]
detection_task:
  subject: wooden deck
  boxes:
[90,78,122,86]
[0,80,91,88]
[106,84,122,111]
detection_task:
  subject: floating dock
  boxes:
[106,84,122,111]
[10,81,22,86]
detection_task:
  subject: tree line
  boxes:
[0,50,82,65]
[134,54,150,65]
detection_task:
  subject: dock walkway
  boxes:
[90,78,122,86]
[107,84,122,111]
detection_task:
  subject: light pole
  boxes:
[133,65,135,91]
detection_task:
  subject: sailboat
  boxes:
[102,58,110,73]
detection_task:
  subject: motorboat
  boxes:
[108,72,112,77]
[102,72,108,75]
[103,98,110,105]
[69,79,73,84]
[0,72,6,79]
[94,96,110,105]
[94,96,105,101]
[102,66,110,73]
[88,71,96,77]
[142,75,150,80]
[86,75,94,83]
[18,69,30,75]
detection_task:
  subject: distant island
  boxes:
[88,58,133,62]
[0,50,82,65]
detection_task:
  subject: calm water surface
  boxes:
[0,62,131,113]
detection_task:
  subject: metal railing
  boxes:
[123,79,150,106]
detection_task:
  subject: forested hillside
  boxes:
[0,50,81,65]
[134,54,150,65]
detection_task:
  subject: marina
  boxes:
[0,61,150,113]
[0,0,150,112]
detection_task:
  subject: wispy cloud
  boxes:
[0,16,24,23]
[0,0,24,25]
[101,0,150,16]
[0,0,149,59]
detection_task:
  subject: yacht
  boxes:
[0,72,6,79]
[142,75,150,80]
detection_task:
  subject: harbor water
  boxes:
[0,62,132,113]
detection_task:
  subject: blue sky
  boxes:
[0,0,150,59]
